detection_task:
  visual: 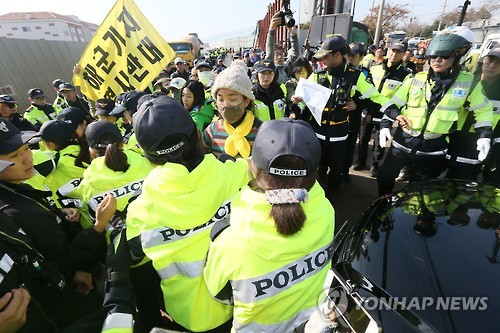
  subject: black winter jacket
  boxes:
[0,181,105,279]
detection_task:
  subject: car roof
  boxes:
[333,179,500,332]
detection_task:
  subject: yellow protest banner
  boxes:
[73,0,175,101]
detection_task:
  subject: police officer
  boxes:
[58,83,92,118]
[94,98,117,122]
[252,60,287,122]
[357,41,412,177]
[0,95,35,131]
[109,90,146,155]
[124,96,251,332]
[480,48,500,185]
[204,119,334,332]
[0,161,31,333]
[35,120,90,209]
[344,42,370,181]
[301,35,397,198]
[52,78,68,113]
[377,26,493,196]
[0,118,113,332]
[65,120,153,228]
[361,44,377,69]
[24,88,57,130]
[73,121,160,332]
[213,56,227,73]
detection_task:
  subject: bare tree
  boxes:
[440,5,491,27]
[420,0,500,36]
[361,2,411,41]
[478,0,500,16]
[406,19,426,38]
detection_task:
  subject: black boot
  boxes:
[369,165,379,178]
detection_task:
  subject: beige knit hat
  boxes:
[211,60,255,101]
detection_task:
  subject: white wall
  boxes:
[0,20,84,41]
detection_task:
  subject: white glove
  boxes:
[379,128,392,148]
[477,138,491,161]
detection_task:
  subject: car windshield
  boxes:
[169,43,191,54]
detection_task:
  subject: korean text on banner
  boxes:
[73,0,175,101]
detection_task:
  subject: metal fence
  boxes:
[0,36,87,112]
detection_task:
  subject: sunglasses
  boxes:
[430,55,451,60]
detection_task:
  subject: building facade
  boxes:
[0,12,98,42]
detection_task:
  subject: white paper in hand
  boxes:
[295,78,332,126]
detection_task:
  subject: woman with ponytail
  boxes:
[204,118,335,332]
[56,106,92,166]
[67,120,153,228]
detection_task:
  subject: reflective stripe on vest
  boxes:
[445,154,482,165]
[157,259,206,280]
[88,180,145,213]
[491,100,500,114]
[231,242,333,303]
[141,201,230,248]
[0,254,14,284]
[101,313,133,333]
[360,86,376,99]
[233,306,315,333]
[469,100,489,111]
[392,95,406,107]
[393,140,447,156]
[316,133,348,142]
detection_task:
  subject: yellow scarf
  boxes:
[223,111,254,158]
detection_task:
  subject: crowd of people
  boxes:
[0,11,499,333]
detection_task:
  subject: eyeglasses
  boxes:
[430,55,451,60]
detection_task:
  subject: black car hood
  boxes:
[332,180,500,333]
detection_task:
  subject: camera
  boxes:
[279,0,295,28]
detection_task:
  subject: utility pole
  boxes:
[374,0,385,46]
[437,0,449,32]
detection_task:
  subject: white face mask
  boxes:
[198,71,213,87]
